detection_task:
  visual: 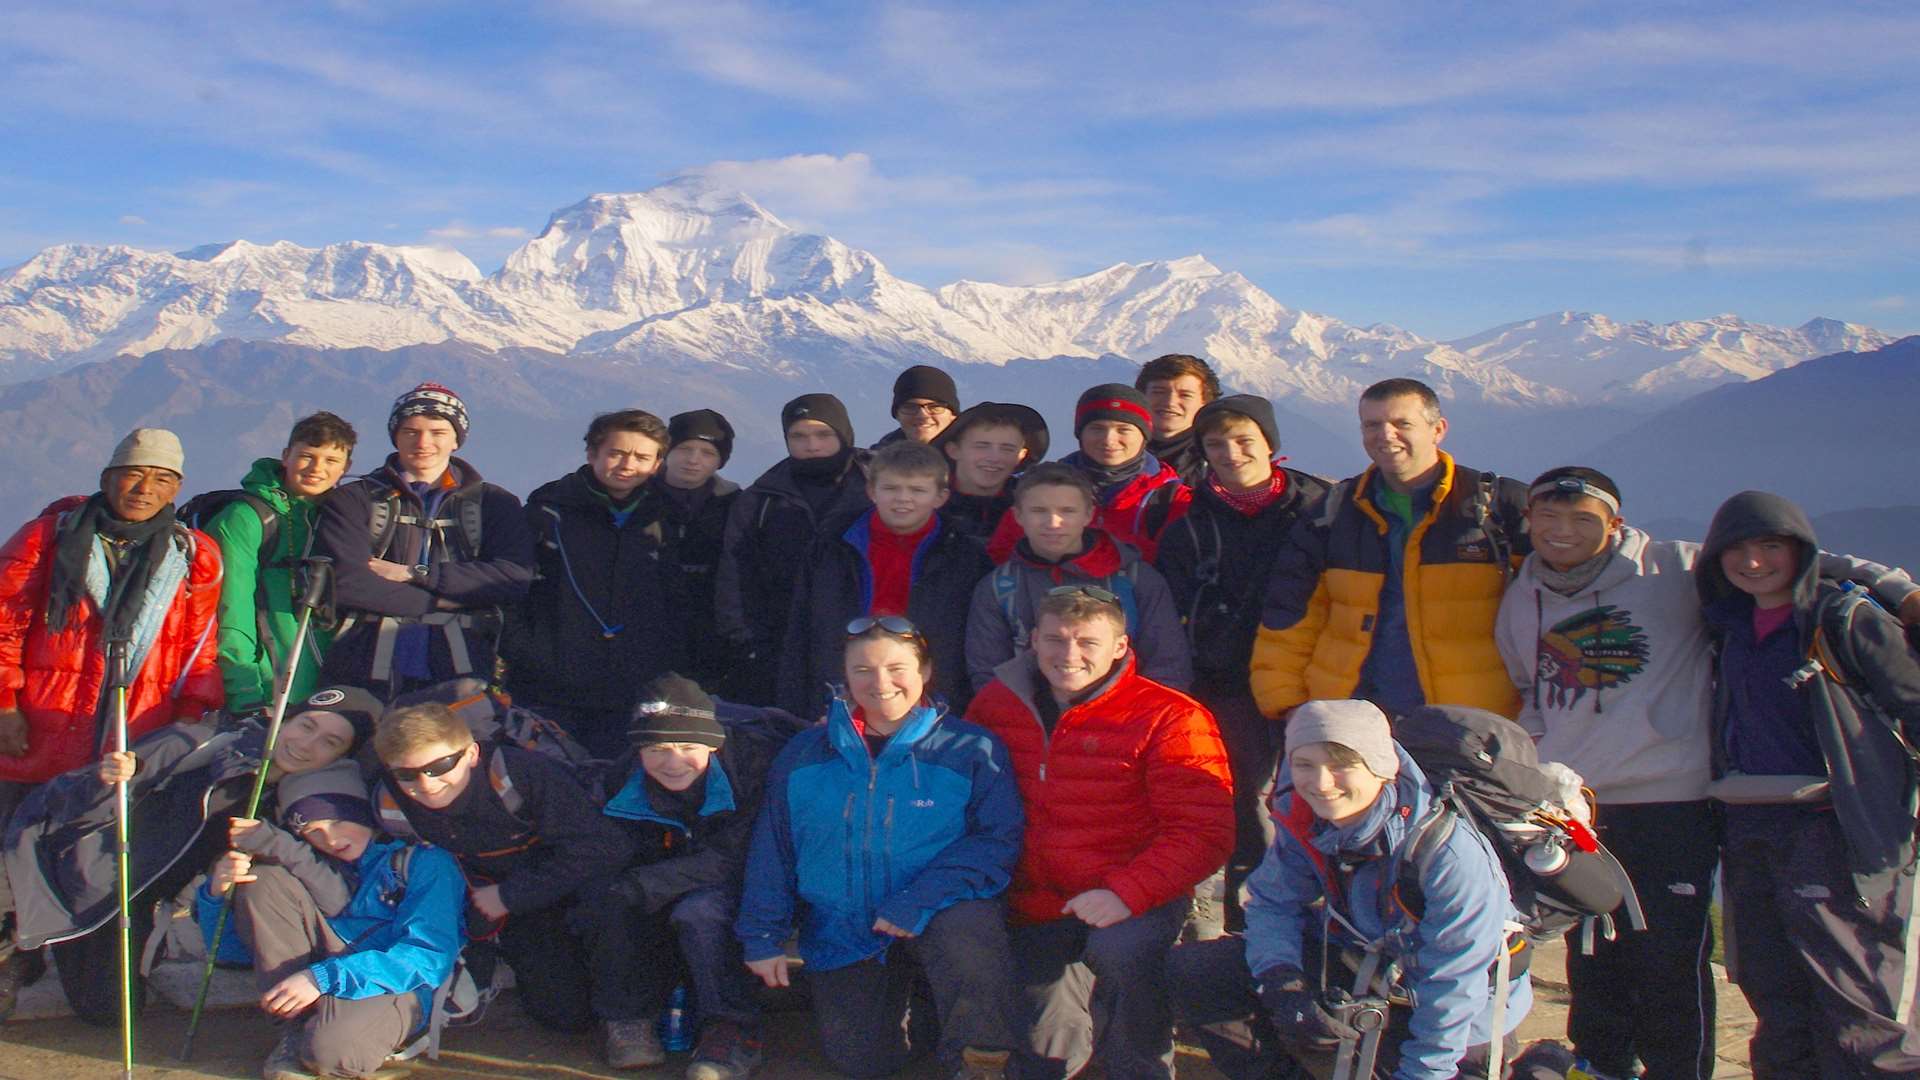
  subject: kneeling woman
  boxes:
[736,617,1025,1079]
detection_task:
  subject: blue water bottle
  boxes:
[659,984,694,1051]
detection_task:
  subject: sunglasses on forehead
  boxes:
[847,615,922,638]
[384,749,467,784]
[1047,584,1120,605]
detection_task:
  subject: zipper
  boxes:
[881,795,896,896]
[841,792,858,900]
[862,759,880,909]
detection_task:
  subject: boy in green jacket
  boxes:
[207,412,358,711]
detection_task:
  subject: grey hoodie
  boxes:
[1498,523,1917,804]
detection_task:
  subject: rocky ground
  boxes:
[0,938,1756,1079]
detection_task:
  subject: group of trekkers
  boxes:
[0,353,1915,1080]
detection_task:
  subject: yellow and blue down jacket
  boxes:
[1250,453,1528,719]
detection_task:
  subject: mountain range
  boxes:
[0,176,1910,569]
[1,178,1890,411]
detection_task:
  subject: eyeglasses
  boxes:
[1047,584,1120,605]
[847,615,921,637]
[898,401,952,416]
[385,749,467,784]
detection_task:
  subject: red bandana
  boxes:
[1208,470,1288,517]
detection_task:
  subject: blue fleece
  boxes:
[1705,596,1826,776]
[1243,748,1531,1080]
[735,698,1022,971]
[307,838,465,1019]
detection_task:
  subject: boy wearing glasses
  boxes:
[778,441,990,720]
[966,589,1232,1080]
[370,703,631,1038]
[965,464,1191,694]
[876,365,962,447]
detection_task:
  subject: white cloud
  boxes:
[426,221,530,242]
[117,214,146,226]
[1869,295,1910,311]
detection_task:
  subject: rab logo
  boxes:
[1456,541,1488,562]
[911,798,935,808]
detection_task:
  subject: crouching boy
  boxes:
[1168,700,1533,1080]
[211,761,464,1079]
[577,675,784,1075]
[370,702,633,1034]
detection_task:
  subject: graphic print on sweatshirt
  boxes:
[1536,604,1651,708]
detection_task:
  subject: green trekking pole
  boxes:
[106,636,135,1080]
[178,556,332,1061]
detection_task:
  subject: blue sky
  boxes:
[2,0,1916,340]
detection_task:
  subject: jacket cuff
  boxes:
[307,962,338,997]
[741,936,786,964]
[873,895,931,936]
[1104,876,1151,920]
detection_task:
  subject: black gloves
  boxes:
[1256,967,1359,1047]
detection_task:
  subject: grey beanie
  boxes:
[1284,699,1398,780]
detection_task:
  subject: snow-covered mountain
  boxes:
[0,177,1888,408]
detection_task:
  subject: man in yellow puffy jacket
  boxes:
[1251,379,1528,721]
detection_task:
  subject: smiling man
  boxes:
[314,383,534,701]
[205,411,358,713]
[966,588,1232,1080]
[1251,378,1529,721]
[1134,354,1221,485]
[504,409,683,758]
[935,401,1049,548]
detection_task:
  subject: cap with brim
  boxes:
[934,402,1050,464]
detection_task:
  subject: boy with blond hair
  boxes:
[778,440,990,719]
[371,703,631,1038]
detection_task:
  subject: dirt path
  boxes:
[0,939,1756,1079]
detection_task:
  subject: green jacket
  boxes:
[207,458,331,710]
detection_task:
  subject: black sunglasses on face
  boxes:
[385,749,467,784]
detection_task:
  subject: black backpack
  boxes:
[180,489,282,556]
[1391,705,1644,943]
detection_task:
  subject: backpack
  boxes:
[1798,583,1920,765]
[1315,469,1518,582]
[374,846,504,1061]
[179,489,282,555]
[992,559,1142,650]
[1389,705,1643,945]
[364,478,486,562]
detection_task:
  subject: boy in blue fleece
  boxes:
[1168,699,1533,1080]
[210,760,464,1080]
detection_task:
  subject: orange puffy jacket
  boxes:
[965,653,1233,924]
[0,499,224,784]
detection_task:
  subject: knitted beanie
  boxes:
[1284,699,1399,780]
[1193,394,1282,456]
[389,382,469,447]
[781,393,854,451]
[1073,384,1154,438]
[278,760,376,832]
[891,366,961,415]
[668,409,736,466]
[630,674,726,749]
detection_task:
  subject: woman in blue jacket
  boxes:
[1169,699,1534,1080]
[736,616,1024,1079]
[208,760,465,1080]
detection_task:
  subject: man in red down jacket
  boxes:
[966,586,1232,1080]
[0,428,223,1009]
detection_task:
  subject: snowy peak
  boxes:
[0,179,1890,413]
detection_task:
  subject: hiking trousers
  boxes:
[1011,897,1188,1080]
[803,897,1022,1078]
[1565,799,1718,1080]
[1197,689,1278,929]
[1724,804,1920,1078]
[236,865,422,1078]
[575,882,760,1026]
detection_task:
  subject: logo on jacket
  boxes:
[1536,604,1651,708]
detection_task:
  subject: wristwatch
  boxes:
[409,563,431,584]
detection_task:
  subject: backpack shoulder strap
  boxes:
[389,844,414,894]
[234,492,282,559]
[1109,563,1143,637]
[486,748,529,823]
[1466,470,1516,583]
[374,781,420,841]
[454,488,486,558]
[1811,587,1920,765]
[993,563,1026,644]
[1390,801,1459,923]
[1316,479,1352,531]
[365,483,401,560]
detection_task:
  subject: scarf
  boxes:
[1064,449,1146,497]
[1208,470,1289,517]
[48,493,177,649]
[1148,428,1195,470]
[1535,534,1622,598]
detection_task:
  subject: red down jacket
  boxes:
[0,499,224,784]
[965,653,1233,924]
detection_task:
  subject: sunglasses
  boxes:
[1047,584,1120,605]
[385,749,468,784]
[847,615,921,637]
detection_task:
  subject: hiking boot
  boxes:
[0,949,46,1021]
[605,1017,667,1069]
[261,1029,314,1080]
[953,1047,1011,1080]
[687,1020,765,1080]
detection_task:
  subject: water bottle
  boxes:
[659,984,694,1052]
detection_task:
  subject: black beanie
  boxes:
[668,409,736,466]
[630,673,726,749]
[1074,384,1154,438]
[297,685,384,756]
[1192,394,1282,457]
[781,393,855,452]
[891,365,961,415]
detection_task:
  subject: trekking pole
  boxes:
[178,557,332,1060]
[108,636,135,1080]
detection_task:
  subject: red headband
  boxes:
[1075,397,1153,430]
